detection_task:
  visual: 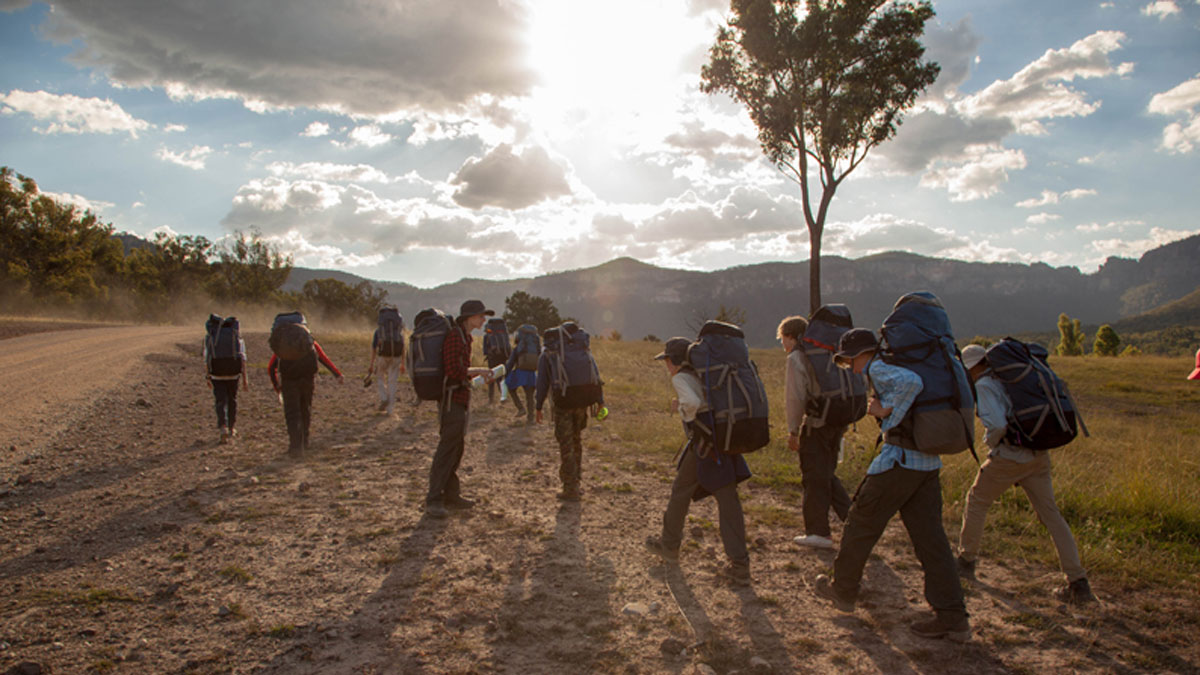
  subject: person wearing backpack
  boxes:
[812,328,970,642]
[204,314,249,445]
[425,299,496,518]
[267,313,344,457]
[534,322,604,501]
[368,307,407,415]
[483,317,511,405]
[644,337,752,585]
[955,344,1097,604]
[504,324,540,424]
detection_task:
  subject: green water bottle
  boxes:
[595,406,609,421]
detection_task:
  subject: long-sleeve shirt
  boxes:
[672,370,707,423]
[441,323,472,407]
[975,372,1035,463]
[535,352,552,411]
[866,359,942,475]
[785,349,818,433]
[268,341,341,390]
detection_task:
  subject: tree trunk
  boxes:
[808,225,822,314]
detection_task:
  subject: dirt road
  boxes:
[0,326,194,454]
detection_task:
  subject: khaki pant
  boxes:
[958,452,1086,582]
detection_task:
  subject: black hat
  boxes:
[653,337,691,365]
[834,328,878,365]
[458,299,494,318]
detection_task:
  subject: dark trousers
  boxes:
[212,379,239,429]
[554,404,587,490]
[427,401,469,504]
[281,377,314,453]
[662,448,749,566]
[833,467,966,623]
[510,386,535,420]
[799,424,852,537]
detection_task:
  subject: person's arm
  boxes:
[268,354,280,392]
[239,338,249,390]
[203,338,213,388]
[535,353,550,413]
[673,373,704,423]
[505,347,518,373]
[313,341,344,382]
[869,361,923,432]
[784,352,809,449]
[974,377,1010,448]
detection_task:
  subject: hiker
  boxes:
[267,312,344,457]
[204,314,248,444]
[483,317,511,404]
[645,337,752,585]
[504,323,540,423]
[535,322,604,501]
[368,306,406,414]
[424,300,496,518]
[813,327,970,642]
[1189,348,1200,380]
[779,309,864,550]
[955,344,1097,603]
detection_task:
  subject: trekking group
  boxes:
[203,289,1098,642]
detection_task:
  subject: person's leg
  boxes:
[427,402,468,504]
[829,437,852,522]
[226,379,239,431]
[799,425,840,537]
[958,458,1020,562]
[554,405,582,494]
[899,469,968,625]
[213,381,229,430]
[832,471,908,600]
[713,480,749,567]
[524,387,535,422]
[662,450,699,551]
[510,379,527,415]
[281,380,303,453]
[387,358,401,410]
[299,377,314,451]
[376,357,389,408]
[571,408,586,488]
[1019,453,1087,581]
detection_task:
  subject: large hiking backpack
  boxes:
[878,292,975,455]
[269,311,315,361]
[484,317,511,361]
[207,315,243,377]
[545,322,603,408]
[376,307,405,358]
[686,320,770,455]
[985,338,1088,450]
[801,304,868,427]
[515,324,541,371]
[409,308,457,401]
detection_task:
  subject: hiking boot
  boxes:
[814,574,855,612]
[1053,577,1097,604]
[425,501,448,518]
[445,495,476,511]
[722,562,751,586]
[956,555,976,580]
[218,427,229,445]
[644,536,679,563]
[910,616,971,642]
[793,534,834,550]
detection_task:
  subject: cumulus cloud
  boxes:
[1015,187,1096,207]
[451,144,572,210]
[1141,1,1181,18]
[880,110,1015,173]
[0,0,32,11]
[156,145,213,170]
[818,213,970,258]
[922,18,983,100]
[633,186,804,248]
[1026,212,1061,224]
[39,190,114,213]
[300,121,330,137]
[0,89,151,136]
[919,146,1027,201]
[336,124,393,148]
[259,231,386,268]
[1148,74,1200,153]
[663,121,759,163]
[1088,226,1200,259]
[39,0,535,116]
[267,161,391,184]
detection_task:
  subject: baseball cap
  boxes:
[653,337,691,365]
[961,344,988,370]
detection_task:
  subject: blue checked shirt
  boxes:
[866,359,943,475]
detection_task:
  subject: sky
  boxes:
[1,0,1198,288]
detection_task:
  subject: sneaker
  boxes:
[425,501,448,518]
[814,574,855,612]
[445,495,476,511]
[1053,577,1097,604]
[228,428,238,439]
[723,562,751,586]
[644,536,679,563]
[910,616,971,642]
[793,534,834,550]
[956,555,976,580]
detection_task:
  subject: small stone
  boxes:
[217,605,232,617]
[621,602,650,617]
[247,476,260,485]
[659,637,687,656]
[749,656,772,673]
[135,398,151,408]
[298,482,312,493]
[649,601,661,613]
[50,642,64,651]
[79,628,98,638]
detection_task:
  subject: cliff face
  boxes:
[285,234,1200,347]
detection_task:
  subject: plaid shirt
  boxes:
[442,323,472,407]
[867,359,943,475]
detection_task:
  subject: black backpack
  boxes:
[544,323,603,408]
[985,338,1089,450]
[515,324,541,371]
[269,311,315,361]
[376,307,405,358]
[484,317,511,360]
[409,309,458,402]
[207,315,243,377]
[686,321,770,455]
[801,305,868,427]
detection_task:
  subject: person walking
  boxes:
[505,324,540,424]
[204,315,248,444]
[268,332,343,457]
[956,344,1097,604]
[535,322,603,502]
[368,306,406,415]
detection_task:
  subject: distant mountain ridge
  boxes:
[283,233,1200,347]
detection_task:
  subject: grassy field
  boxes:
[588,338,1200,588]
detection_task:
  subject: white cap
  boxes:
[961,344,987,370]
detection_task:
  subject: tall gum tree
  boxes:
[701,0,939,313]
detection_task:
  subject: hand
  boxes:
[787,433,800,452]
[670,398,679,413]
[867,396,891,419]
[242,378,250,392]
[206,375,213,390]
[536,410,544,424]
[337,374,345,385]
[399,364,407,375]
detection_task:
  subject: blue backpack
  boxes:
[269,311,314,362]
[985,338,1088,450]
[544,322,603,408]
[515,324,541,371]
[206,315,243,377]
[801,305,868,428]
[686,320,770,455]
[878,292,975,456]
[409,308,459,402]
[375,307,405,358]
[484,317,511,361]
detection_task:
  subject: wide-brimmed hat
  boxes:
[458,299,494,318]
[653,337,691,365]
[961,344,988,370]
[1189,348,1200,381]
[834,328,878,366]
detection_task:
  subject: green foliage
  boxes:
[608,330,623,342]
[1093,324,1120,357]
[1056,313,1086,356]
[301,277,387,323]
[701,0,939,311]
[643,334,661,343]
[1119,344,1142,357]
[688,303,748,332]
[207,230,293,305]
[502,290,562,331]
[967,335,993,348]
